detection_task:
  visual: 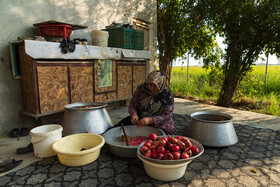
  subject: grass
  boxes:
[170,65,280,116]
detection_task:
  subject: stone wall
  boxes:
[0,0,157,135]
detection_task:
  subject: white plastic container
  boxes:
[138,153,190,181]
[137,135,204,181]
[91,30,109,47]
[30,124,63,158]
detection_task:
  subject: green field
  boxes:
[170,65,280,116]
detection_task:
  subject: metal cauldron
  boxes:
[62,102,113,136]
[186,111,238,147]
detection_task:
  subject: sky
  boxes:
[173,36,280,67]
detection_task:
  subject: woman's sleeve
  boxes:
[151,104,174,128]
[128,87,141,116]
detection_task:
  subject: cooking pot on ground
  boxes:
[186,111,238,147]
[62,102,113,136]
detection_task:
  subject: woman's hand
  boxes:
[131,114,139,124]
[138,117,154,126]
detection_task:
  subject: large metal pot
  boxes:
[62,102,113,136]
[186,111,238,147]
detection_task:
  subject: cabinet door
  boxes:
[133,65,146,93]
[37,66,68,113]
[117,65,132,98]
[70,66,93,103]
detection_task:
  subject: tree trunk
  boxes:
[217,46,242,107]
[217,74,239,106]
[159,57,173,85]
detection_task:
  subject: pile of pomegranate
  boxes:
[140,133,199,160]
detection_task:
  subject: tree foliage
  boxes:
[194,0,280,106]
[158,0,280,107]
[157,0,221,84]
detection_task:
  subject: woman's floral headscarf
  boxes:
[138,70,174,118]
[146,70,168,93]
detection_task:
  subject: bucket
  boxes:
[30,124,63,158]
[91,30,109,47]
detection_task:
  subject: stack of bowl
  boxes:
[137,136,204,181]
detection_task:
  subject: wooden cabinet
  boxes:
[18,42,147,116]
[18,44,95,115]
[117,62,146,99]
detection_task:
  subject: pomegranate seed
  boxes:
[117,136,147,146]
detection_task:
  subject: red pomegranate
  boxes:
[151,149,158,158]
[166,142,173,150]
[176,136,183,140]
[140,146,149,155]
[187,149,193,157]
[191,145,199,155]
[181,152,190,159]
[144,149,152,158]
[144,142,151,148]
[150,145,157,151]
[172,145,180,152]
[177,140,186,150]
[164,152,174,160]
[172,152,181,160]
[157,146,165,153]
[148,133,158,141]
[155,153,164,160]
[171,137,178,144]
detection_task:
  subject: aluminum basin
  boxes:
[103,126,165,158]
[186,111,238,147]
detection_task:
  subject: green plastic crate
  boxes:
[104,27,144,50]
[134,30,144,50]
[105,27,134,49]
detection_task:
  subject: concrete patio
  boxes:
[0,98,279,186]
